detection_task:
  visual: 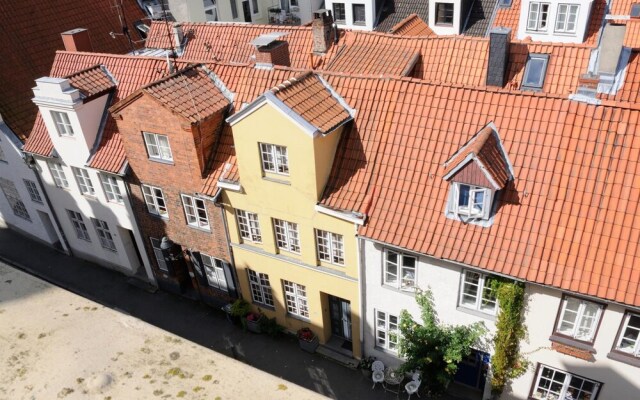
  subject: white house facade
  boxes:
[325,0,375,30]
[28,74,154,282]
[516,0,594,43]
[0,116,66,250]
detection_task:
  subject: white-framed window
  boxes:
[352,4,366,25]
[67,209,90,241]
[333,2,346,22]
[273,218,300,253]
[50,111,74,136]
[236,209,262,243]
[0,178,30,221]
[143,132,173,162]
[100,174,123,204]
[142,184,168,218]
[532,365,600,400]
[72,167,96,196]
[48,162,69,188]
[459,270,498,315]
[251,0,259,14]
[527,2,550,32]
[201,253,227,291]
[181,194,209,229]
[283,280,309,318]
[91,218,116,251]
[150,237,169,272]
[23,179,43,203]
[555,4,579,33]
[376,310,399,352]
[435,3,454,25]
[452,183,490,218]
[248,269,274,307]
[315,229,344,265]
[259,143,288,175]
[555,296,603,342]
[522,54,550,91]
[203,0,218,21]
[615,312,640,357]
[383,249,416,291]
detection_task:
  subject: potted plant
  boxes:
[297,327,319,353]
[245,311,265,333]
[358,356,376,378]
[228,298,251,326]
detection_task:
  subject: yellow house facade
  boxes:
[220,73,363,357]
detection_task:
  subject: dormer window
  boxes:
[526,2,550,32]
[435,3,454,25]
[51,111,74,136]
[143,132,173,162]
[454,183,491,218]
[259,143,288,175]
[555,4,579,34]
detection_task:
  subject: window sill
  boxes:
[262,176,290,185]
[335,20,346,25]
[435,23,454,27]
[147,213,169,221]
[286,313,310,323]
[521,86,543,92]
[374,346,399,356]
[186,224,211,233]
[252,302,275,311]
[382,284,417,296]
[353,21,366,26]
[548,334,596,353]
[606,351,640,367]
[456,306,497,321]
[318,260,345,268]
[147,157,174,165]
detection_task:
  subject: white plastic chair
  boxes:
[372,360,385,371]
[371,360,385,389]
[405,376,421,399]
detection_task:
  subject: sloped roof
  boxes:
[324,43,420,76]
[389,14,435,36]
[623,19,640,48]
[65,64,116,100]
[464,0,500,37]
[375,0,430,33]
[270,72,352,134]
[0,0,146,141]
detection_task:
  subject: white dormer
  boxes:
[517,0,594,43]
[428,0,465,35]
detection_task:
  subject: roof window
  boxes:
[522,53,549,91]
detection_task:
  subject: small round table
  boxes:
[383,368,404,397]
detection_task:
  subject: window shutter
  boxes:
[222,261,238,298]
[188,250,209,287]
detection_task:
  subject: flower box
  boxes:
[297,328,319,353]
[246,312,264,333]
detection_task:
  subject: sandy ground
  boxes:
[0,263,324,400]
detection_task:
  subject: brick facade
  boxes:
[114,93,235,306]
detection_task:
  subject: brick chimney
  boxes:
[61,28,93,52]
[255,41,291,69]
[486,27,511,87]
[312,9,335,54]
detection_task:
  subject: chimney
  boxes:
[172,23,184,54]
[255,41,291,69]
[486,27,511,87]
[312,9,335,54]
[61,28,93,52]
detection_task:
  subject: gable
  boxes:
[449,160,494,188]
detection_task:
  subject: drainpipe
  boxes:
[24,155,72,256]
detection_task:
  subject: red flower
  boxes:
[297,327,316,341]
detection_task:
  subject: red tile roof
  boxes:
[623,20,640,48]
[324,43,420,77]
[389,14,435,37]
[65,64,116,100]
[610,0,637,15]
[270,72,352,134]
[0,0,146,141]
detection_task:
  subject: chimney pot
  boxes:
[486,27,511,87]
[61,28,93,52]
[312,9,335,54]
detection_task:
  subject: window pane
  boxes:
[524,58,546,87]
[458,184,470,208]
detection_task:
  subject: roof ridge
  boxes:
[270,71,313,93]
[63,63,104,79]
[141,63,201,92]
[55,50,168,62]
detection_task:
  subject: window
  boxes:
[527,2,550,31]
[615,312,640,357]
[203,0,218,21]
[24,180,43,203]
[248,269,274,307]
[315,229,344,265]
[0,178,30,221]
[435,3,454,25]
[181,194,209,229]
[230,0,238,18]
[201,253,227,291]
[383,249,416,291]
[100,174,123,204]
[459,270,498,314]
[251,0,259,14]
[273,218,300,253]
[352,4,366,24]
[259,143,288,175]
[72,167,96,196]
[91,218,116,251]
[67,210,90,241]
[333,3,346,22]
[555,296,603,342]
[236,209,262,243]
[532,365,601,400]
[290,0,298,6]
[143,132,173,162]
[142,184,168,218]
[48,162,69,188]
[376,311,399,352]
[522,54,549,90]
[283,280,309,318]
[452,183,490,218]
[150,237,169,272]
[555,4,579,33]
[50,111,74,136]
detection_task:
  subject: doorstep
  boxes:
[317,344,359,369]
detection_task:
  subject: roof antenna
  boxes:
[161,0,178,73]
[112,0,135,52]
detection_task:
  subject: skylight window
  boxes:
[522,54,549,91]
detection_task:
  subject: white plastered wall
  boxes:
[516,0,594,43]
[324,0,375,30]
